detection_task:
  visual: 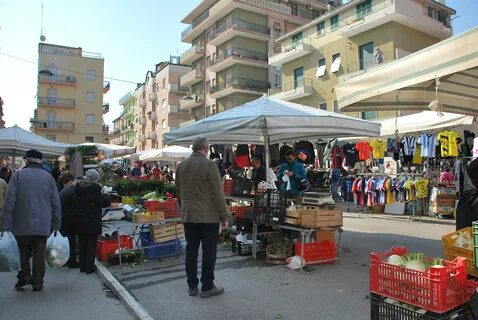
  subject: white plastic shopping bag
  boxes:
[0,231,21,272]
[46,231,70,268]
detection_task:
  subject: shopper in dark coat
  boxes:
[456,158,478,230]
[71,169,111,274]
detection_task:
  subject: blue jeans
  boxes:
[184,223,219,291]
[331,181,341,201]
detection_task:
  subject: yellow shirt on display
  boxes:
[413,145,423,165]
[438,130,460,157]
[386,179,395,204]
[370,139,387,159]
[415,179,429,199]
[403,180,415,201]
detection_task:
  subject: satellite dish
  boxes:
[40,35,46,42]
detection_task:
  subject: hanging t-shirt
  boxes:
[235,144,250,168]
[438,130,460,157]
[331,145,343,169]
[294,140,316,165]
[418,134,437,158]
[355,141,372,161]
[387,138,399,153]
[413,145,423,165]
[415,178,429,199]
[401,136,417,156]
[342,143,358,167]
[370,139,387,159]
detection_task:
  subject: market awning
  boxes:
[377,111,475,136]
[140,146,192,162]
[335,26,478,116]
[163,96,381,145]
[79,143,136,158]
[0,125,70,156]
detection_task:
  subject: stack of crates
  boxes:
[252,190,287,224]
[370,246,477,319]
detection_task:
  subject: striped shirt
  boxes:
[401,136,417,156]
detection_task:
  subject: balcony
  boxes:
[139,116,147,125]
[102,103,110,114]
[38,74,76,86]
[181,44,204,65]
[181,0,313,43]
[138,134,146,143]
[208,18,270,47]
[37,97,75,108]
[268,78,314,101]
[210,77,267,99]
[32,120,74,132]
[180,94,204,110]
[180,69,204,87]
[269,38,313,66]
[147,132,157,140]
[209,48,268,73]
[148,111,158,121]
[139,97,146,108]
[149,92,157,102]
[168,84,190,93]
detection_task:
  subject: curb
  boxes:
[95,260,154,320]
[343,212,455,226]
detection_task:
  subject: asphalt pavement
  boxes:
[108,213,455,320]
[0,265,132,320]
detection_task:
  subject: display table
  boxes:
[225,195,255,202]
[251,221,342,270]
[430,187,456,216]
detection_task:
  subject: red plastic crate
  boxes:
[96,235,133,262]
[231,206,250,219]
[224,179,233,195]
[295,240,337,265]
[370,246,477,314]
[144,199,180,218]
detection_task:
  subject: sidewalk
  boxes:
[0,266,132,320]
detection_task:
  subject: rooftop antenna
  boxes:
[40,3,46,42]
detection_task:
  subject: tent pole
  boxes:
[263,118,270,173]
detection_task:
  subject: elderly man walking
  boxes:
[176,137,229,298]
[1,150,61,291]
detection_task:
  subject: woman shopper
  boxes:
[70,169,111,274]
[59,172,78,268]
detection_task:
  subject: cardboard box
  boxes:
[316,229,335,242]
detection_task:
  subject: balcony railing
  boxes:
[37,97,75,107]
[182,9,210,38]
[38,74,76,85]
[32,120,74,130]
[210,47,268,66]
[210,77,268,94]
[208,17,270,42]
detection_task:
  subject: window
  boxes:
[319,103,327,110]
[162,99,166,109]
[331,53,341,73]
[85,136,94,143]
[293,67,304,88]
[330,15,339,30]
[85,114,95,125]
[162,78,166,88]
[86,92,95,103]
[162,119,166,129]
[86,69,96,81]
[334,101,339,113]
[47,88,57,98]
[316,58,326,78]
[292,32,303,47]
[46,135,56,142]
[359,42,374,70]
[289,3,298,16]
[274,74,280,87]
[361,111,377,120]
[206,80,211,93]
[317,21,325,35]
[212,78,216,87]
[356,0,372,19]
[428,7,438,20]
[212,104,216,115]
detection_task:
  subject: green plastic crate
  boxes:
[473,221,478,270]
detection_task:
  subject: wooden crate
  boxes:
[286,205,302,219]
[316,212,343,227]
[300,207,343,228]
[133,212,165,223]
[151,222,184,243]
[285,217,301,226]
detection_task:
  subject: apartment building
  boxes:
[268,0,455,119]
[31,43,107,143]
[135,61,192,151]
[116,92,137,147]
[179,0,332,120]
[110,115,122,145]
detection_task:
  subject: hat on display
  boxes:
[85,169,100,182]
[24,149,43,161]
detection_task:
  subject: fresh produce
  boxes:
[455,230,473,249]
[386,252,444,272]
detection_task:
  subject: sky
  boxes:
[0,0,477,131]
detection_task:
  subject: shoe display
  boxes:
[200,286,224,298]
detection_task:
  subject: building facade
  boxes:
[135,61,192,151]
[117,92,136,147]
[269,0,455,119]
[32,43,107,143]
[111,115,122,145]
[179,0,330,120]
[0,97,5,129]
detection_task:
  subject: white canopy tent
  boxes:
[378,111,475,137]
[164,96,381,169]
[0,125,70,156]
[140,146,192,162]
[335,26,478,116]
[79,143,136,158]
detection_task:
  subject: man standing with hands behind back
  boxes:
[176,137,229,298]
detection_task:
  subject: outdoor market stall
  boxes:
[139,146,192,162]
[164,96,381,265]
